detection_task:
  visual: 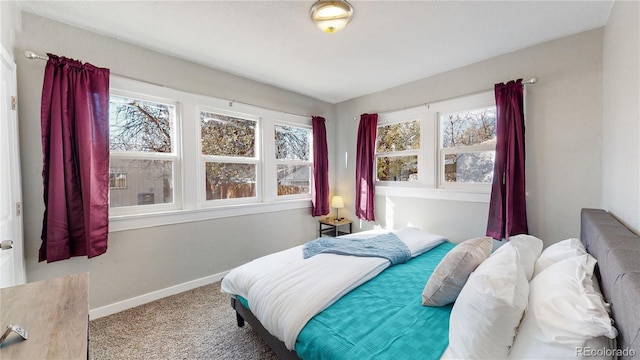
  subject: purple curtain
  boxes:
[312,116,330,216]
[355,113,378,221]
[486,79,528,240]
[40,54,110,262]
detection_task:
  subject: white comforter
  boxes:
[221,227,446,350]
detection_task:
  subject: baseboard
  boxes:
[89,270,229,320]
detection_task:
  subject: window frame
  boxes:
[108,88,182,216]
[273,121,314,200]
[108,76,313,232]
[198,106,262,206]
[375,108,430,188]
[375,91,495,202]
[437,103,497,192]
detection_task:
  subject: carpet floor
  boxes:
[89,281,278,359]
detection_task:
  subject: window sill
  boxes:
[376,186,490,203]
[109,199,312,232]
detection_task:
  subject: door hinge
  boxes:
[11,96,17,110]
[16,202,22,216]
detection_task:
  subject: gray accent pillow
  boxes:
[422,236,493,306]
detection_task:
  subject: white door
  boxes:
[0,46,26,288]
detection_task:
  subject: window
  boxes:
[375,91,496,201]
[376,120,420,182]
[109,172,127,189]
[108,77,314,231]
[109,93,179,212]
[439,107,496,187]
[200,110,259,202]
[275,124,312,196]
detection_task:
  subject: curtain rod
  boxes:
[355,77,538,120]
[24,50,315,120]
[24,50,183,92]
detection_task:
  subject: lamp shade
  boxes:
[331,195,345,209]
[310,0,354,33]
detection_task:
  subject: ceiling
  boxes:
[17,1,614,104]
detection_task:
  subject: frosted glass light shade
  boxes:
[310,0,354,33]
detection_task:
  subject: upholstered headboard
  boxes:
[581,208,640,359]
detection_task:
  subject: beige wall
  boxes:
[15,13,335,310]
[602,0,640,234]
[335,29,605,246]
[1,1,21,55]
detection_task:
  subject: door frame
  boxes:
[1,45,26,287]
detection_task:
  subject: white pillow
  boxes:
[421,236,492,306]
[493,234,543,281]
[443,243,529,359]
[393,227,446,256]
[509,254,618,359]
[533,238,587,278]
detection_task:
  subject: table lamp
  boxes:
[331,195,344,221]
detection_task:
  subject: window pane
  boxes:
[277,164,310,196]
[441,107,496,148]
[109,172,127,189]
[275,125,311,161]
[377,155,418,182]
[376,120,420,153]
[444,152,495,183]
[200,111,256,157]
[109,159,173,207]
[110,95,173,153]
[205,162,256,200]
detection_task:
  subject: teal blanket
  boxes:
[296,241,456,360]
[303,233,411,265]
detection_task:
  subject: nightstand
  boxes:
[318,218,353,237]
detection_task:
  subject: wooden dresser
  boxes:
[0,273,88,359]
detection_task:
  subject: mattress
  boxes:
[239,241,456,359]
[223,227,448,349]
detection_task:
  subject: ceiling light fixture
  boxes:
[310,0,354,34]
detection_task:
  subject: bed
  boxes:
[221,209,640,359]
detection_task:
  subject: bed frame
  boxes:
[231,208,640,359]
[580,208,639,359]
[230,296,300,359]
